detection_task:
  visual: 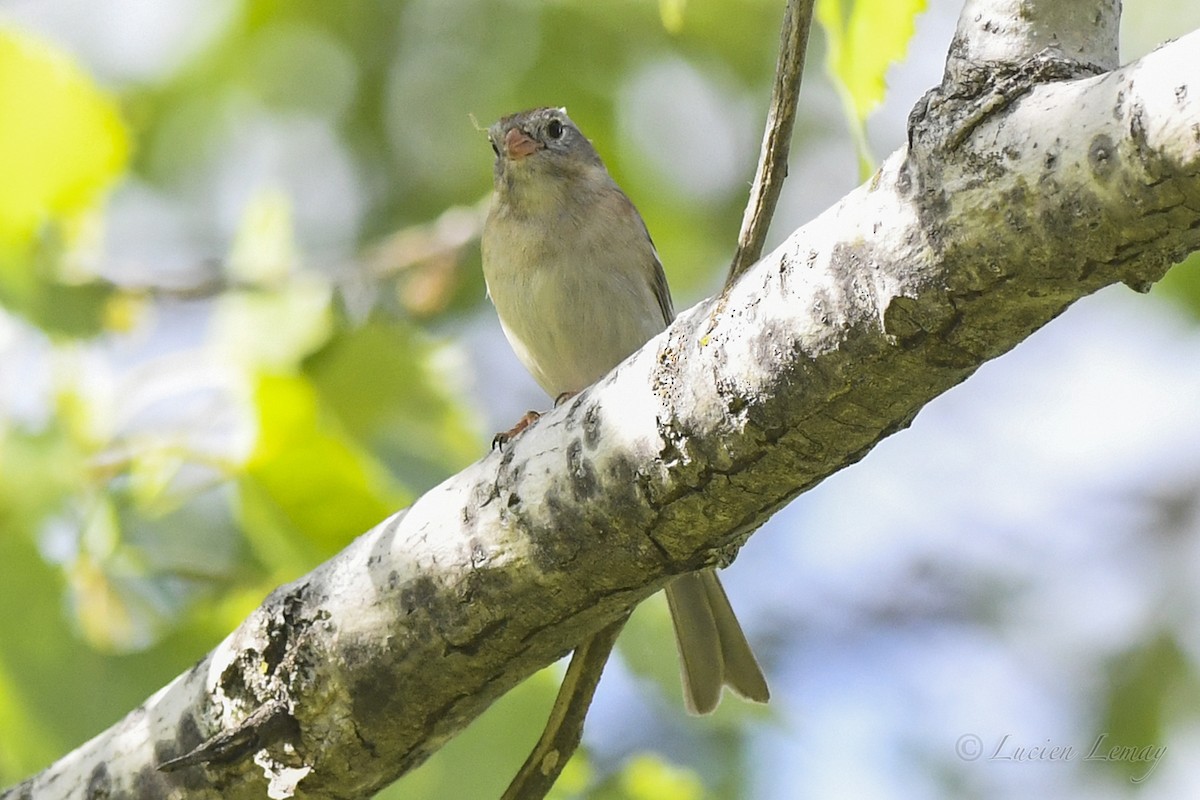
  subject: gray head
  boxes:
[487,107,608,206]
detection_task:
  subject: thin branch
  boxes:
[73,200,488,312]
[726,0,816,286]
[501,615,628,800]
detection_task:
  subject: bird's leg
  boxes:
[491,392,576,450]
[492,410,541,450]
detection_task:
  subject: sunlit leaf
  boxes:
[228,188,299,285]
[620,753,705,800]
[660,0,688,34]
[211,274,333,371]
[0,28,128,248]
[816,0,926,175]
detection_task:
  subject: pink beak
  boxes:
[504,127,541,160]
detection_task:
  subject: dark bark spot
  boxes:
[529,488,584,571]
[175,713,203,756]
[399,575,438,614]
[582,403,602,449]
[6,780,33,800]
[442,618,509,656]
[219,656,249,702]
[896,159,913,195]
[85,764,111,799]
[1088,133,1116,180]
[566,439,598,501]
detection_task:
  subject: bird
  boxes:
[480,106,769,714]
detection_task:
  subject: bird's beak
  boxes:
[504,127,541,160]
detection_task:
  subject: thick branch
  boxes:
[8,18,1200,800]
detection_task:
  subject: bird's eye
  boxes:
[546,119,564,139]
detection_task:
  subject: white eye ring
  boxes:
[546,119,564,139]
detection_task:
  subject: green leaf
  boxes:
[0,28,129,248]
[383,664,564,799]
[619,754,706,800]
[659,0,688,34]
[816,0,927,176]
[0,28,127,336]
[1099,632,1194,783]
[23,278,116,339]
[227,188,300,285]
[0,656,59,781]
[0,423,89,529]
[239,373,409,573]
[303,319,481,490]
[619,591,685,705]
[0,530,72,781]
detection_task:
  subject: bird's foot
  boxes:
[492,410,542,450]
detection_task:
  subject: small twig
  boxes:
[726,0,816,286]
[158,700,298,772]
[362,198,488,282]
[500,615,629,800]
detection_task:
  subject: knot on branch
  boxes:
[158,586,322,777]
[909,49,1105,159]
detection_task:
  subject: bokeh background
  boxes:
[2,1,1200,798]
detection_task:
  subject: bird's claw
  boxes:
[492,410,542,450]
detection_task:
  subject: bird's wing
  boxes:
[648,245,674,326]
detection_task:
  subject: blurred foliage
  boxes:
[1152,250,1200,319]
[0,28,126,335]
[1098,632,1196,783]
[0,29,127,248]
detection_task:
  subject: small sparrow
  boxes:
[481,106,769,714]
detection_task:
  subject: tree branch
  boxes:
[726,0,815,285]
[948,0,1120,75]
[499,615,628,800]
[8,6,1200,800]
